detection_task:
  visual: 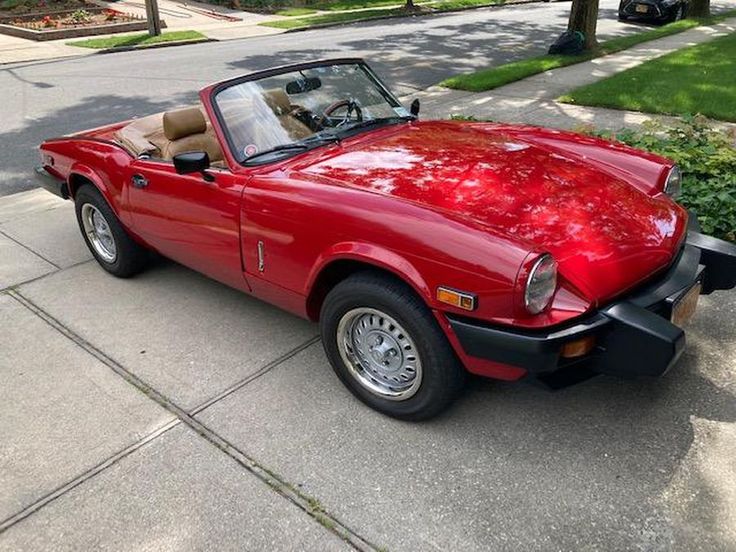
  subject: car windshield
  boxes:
[213,61,411,164]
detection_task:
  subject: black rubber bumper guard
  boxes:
[35,166,69,199]
[448,229,736,389]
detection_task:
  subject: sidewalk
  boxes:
[413,16,736,130]
[2,186,735,552]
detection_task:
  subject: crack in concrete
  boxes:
[0,227,61,269]
[189,335,321,415]
[0,419,181,533]
[5,290,378,551]
[0,258,93,293]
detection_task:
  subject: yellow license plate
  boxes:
[671,281,701,327]
[636,4,649,12]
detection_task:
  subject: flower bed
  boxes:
[0,3,163,40]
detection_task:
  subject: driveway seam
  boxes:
[0,227,61,269]
[7,290,378,551]
[0,258,93,293]
[0,419,181,533]
[189,335,320,415]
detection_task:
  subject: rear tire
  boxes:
[75,185,148,278]
[320,271,465,421]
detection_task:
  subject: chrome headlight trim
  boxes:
[524,254,558,315]
[664,165,682,198]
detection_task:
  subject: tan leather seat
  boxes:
[262,89,313,140]
[115,106,224,163]
[152,107,224,162]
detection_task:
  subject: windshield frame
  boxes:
[209,58,408,167]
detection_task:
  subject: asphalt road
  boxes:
[2,0,735,196]
[0,0,668,195]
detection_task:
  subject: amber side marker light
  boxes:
[560,335,596,358]
[437,287,476,311]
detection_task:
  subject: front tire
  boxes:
[320,271,465,421]
[75,185,148,278]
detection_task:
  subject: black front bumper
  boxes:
[449,230,736,387]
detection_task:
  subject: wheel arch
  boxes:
[66,165,131,227]
[305,244,433,322]
[67,164,111,202]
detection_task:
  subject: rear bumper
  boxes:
[35,166,69,199]
[449,229,736,387]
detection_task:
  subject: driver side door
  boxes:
[126,159,249,292]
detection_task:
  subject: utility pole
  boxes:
[144,0,162,36]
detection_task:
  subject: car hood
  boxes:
[299,121,687,303]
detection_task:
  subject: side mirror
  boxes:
[410,98,420,118]
[173,151,214,182]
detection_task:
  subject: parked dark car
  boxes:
[619,0,688,23]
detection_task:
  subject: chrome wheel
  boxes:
[336,308,422,401]
[81,203,117,263]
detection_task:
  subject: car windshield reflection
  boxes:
[213,61,413,165]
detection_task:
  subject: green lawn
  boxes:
[68,30,206,49]
[559,31,736,122]
[440,11,736,92]
[275,7,318,15]
[262,0,503,29]
[433,0,503,11]
[313,0,416,9]
[261,7,400,28]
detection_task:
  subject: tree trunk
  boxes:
[688,0,710,18]
[568,0,599,50]
[144,0,162,37]
[405,0,416,10]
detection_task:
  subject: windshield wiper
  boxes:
[243,143,308,165]
[337,116,412,135]
[300,132,341,145]
[242,133,342,166]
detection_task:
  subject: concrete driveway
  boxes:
[1,187,735,551]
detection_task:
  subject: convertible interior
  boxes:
[114,105,225,163]
[113,88,313,165]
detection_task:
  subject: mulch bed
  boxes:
[0,4,141,30]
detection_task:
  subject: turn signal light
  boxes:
[437,287,476,311]
[560,335,596,358]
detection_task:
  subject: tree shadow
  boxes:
[0,92,196,196]
[225,11,643,93]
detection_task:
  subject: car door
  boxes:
[126,159,249,292]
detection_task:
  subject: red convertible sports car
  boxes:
[37,58,736,420]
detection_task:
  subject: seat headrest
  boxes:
[263,88,292,115]
[163,107,207,141]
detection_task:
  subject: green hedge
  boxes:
[591,117,736,242]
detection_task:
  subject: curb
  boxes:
[272,0,544,33]
[91,37,217,54]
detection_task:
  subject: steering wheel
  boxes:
[318,99,363,128]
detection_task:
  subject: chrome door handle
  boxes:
[132,174,148,189]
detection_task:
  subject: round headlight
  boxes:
[664,165,681,198]
[525,254,557,314]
